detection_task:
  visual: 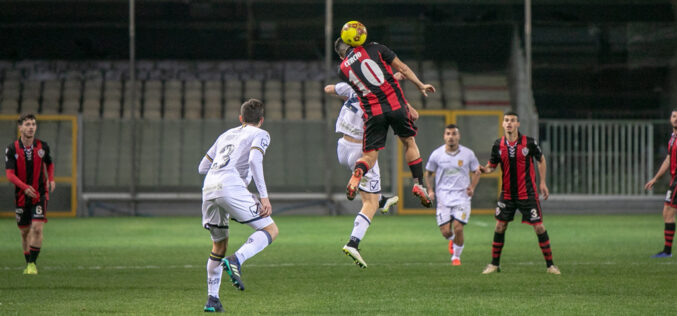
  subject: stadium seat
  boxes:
[142,80,162,119]
[204,80,223,118]
[265,99,283,120]
[224,98,242,120]
[163,80,182,119]
[41,80,61,114]
[225,79,243,103]
[244,80,263,100]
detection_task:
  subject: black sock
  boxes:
[29,246,40,263]
[24,252,30,263]
[378,196,388,208]
[355,161,369,176]
[537,231,554,267]
[408,158,424,185]
[491,232,505,266]
[664,223,675,254]
[347,236,360,248]
[209,252,225,262]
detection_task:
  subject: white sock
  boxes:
[234,230,273,265]
[207,255,223,298]
[350,213,371,242]
[452,243,464,259]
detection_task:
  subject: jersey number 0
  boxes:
[348,59,385,97]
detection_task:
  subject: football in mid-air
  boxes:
[341,21,367,47]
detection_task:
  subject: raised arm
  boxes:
[390,57,435,97]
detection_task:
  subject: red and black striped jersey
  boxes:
[5,139,53,206]
[337,42,409,119]
[668,133,677,178]
[489,134,544,200]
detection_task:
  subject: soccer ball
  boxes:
[341,21,367,47]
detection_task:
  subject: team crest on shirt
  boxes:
[260,136,270,150]
[458,160,463,167]
[521,147,529,156]
[38,149,45,158]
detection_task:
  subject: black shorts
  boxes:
[665,178,677,208]
[16,198,48,228]
[363,106,417,152]
[495,198,542,225]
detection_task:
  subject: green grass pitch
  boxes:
[0,214,674,315]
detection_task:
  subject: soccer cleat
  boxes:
[546,265,561,275]
[651,251,672,258]
[203,295,224,313]
[23,263,38,275]
[451,258,461,266]
[412,184,432,208]
[378,196,399,214]
[481,264,500,274]
[342,245,368,268]
[448,240,454,255]
[223,255,245,291]
[346,168,364,201]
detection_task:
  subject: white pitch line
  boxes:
[2,260,675,271]
[471,221,489,227]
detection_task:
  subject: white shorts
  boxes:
[337,138,381,193]
[202,186,275,242]
[436,202,471,226]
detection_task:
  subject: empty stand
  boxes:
[0,60,472,119]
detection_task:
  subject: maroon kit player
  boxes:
[5,113,55,275]
[479,111,560,275]
[336,35,435,208]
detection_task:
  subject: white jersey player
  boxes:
[198,99,279,312]
[324,80,399,269]
[424,124,481,266]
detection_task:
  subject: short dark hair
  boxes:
[334,37,351,59]
[445,124,458,130]
[504,111,519,121]
[17,113,36,125]
[240,99,265,123]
